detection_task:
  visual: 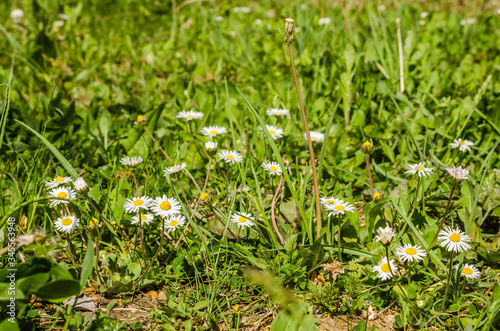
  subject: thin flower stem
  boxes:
[271,174,285,245]
[443,251,454,301]
[188,122,208,158]
[366,154,374,196]
[287,43,322,238]
[337,216,342,262]
[134,217,165,287]
[66,235,78,265]
[143,126,173,162]
[427,185,456,253]
[385,247,412,304]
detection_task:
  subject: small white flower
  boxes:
[438,226,472,253]
[324,201,355,217]
[120,156,143,167]
[417,300,425,308]
[420,12,429,18]
[445,166,470,181]
[405,162,434,177]
[73,177,88,192]
[263,125,284,140]
[201,126,227,137]
[131,214,154,225]
[303,131,324,142]
[318,17,331,25]
[215,16,224,22]
[58,13,70,20]
[450,138,474,152]
[49,187,76,206]
[255,19,263,25]
[205,141,218,152]
[455,263,481,280]
[261,161,282,176]
[123,196,152,214]
[419,20,426,26]
[231,211,255,228]
[233,7,252,13]
[460,19,466,26]
[177,110,204,121]
[151,195,182,218]
[375,226,396,246]
[164,215,186,232]
[266,108,289,116]
[45,176,73,189]
[218,150,243,164]
[378,5,386,11]
[396,244,427,262]
[53,20,65,27]
[163,163,187,176]
[320,197,344,207]
[10,9,24,23]
[372,257,396,281]
[54,215,79,233]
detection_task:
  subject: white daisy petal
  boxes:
[200,126,227,137]
[131,213,154,225]
[445,166,470,181]
[454,263,481,280]
[303,131,324,143]
[54,215,79,234]
[320,197,344,207]
[49,187,76,206]
[450,138,474,152]
[438,226,472,253]
[151,195,182,218]
[163,163,187,176]
[177,110,204,121]
[375,226,396,246]
[45,176,73,189]
[163,215,186,232]
[218,150,243,165]
[395,243,427,262]
[262,125,284,140]
[405,162,434,177]
[120,156,143,167]
[123,196,152,214]
[372,257,397,281]
[230,212,255,228]
[261,161,282,176]
[266,108,289,116]
[324,201,355,217]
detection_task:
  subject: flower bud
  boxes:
[282,18,295,45]
[361,140,376,155]
[375,226,395,246]
[373,192,382,201]
[73,177,89,194]
[200,192,209,201]
[205,141,218,156]
[135,115,148,126]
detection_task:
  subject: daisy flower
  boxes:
[396,244,427,262]
[445,166,470,181]
[164,215,186,232]
[201,126,227,137]
[163,163,187,176]
[218,150,243,164]
[372,257,397,281]
[177,110,204,121]
[45,176,73,189]
[214,16,224,22]
[324,201,355,217]
[131,214,154,225]
[205,141,218,152]
[450,138,474,152]
[318,17,331,25]
[49,187,76,206]
[120,156,143,167]
[405,162,434,177]
[438,226,472,253]
[263,125,284,140]
[261,161,282,176]
[10,9,24,23]
[417,300,425,308]
[54,215,79,234]
[135,115,148,126]
[230,212,255,228]
[373,192,382,201]
[320,197,344,207]
[123,196,152,214]
[303,131,324,142]
[266,108,289,116]
[233,7,252,13]
[454,263,481,280]
[375,226,396,246]
[73,177,88,193]
[151,195,181,218]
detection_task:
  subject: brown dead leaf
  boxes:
[146,290,158,301]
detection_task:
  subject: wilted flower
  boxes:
[282,17,295,45]
[73,177,88,194]
[445,166,470,185]
[375,226,395,246]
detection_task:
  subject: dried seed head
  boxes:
[282,17,295,45]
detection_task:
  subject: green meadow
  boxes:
[1,0,500,329]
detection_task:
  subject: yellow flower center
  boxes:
[269,130,275,135]
[187,115,193,119]
[270,166,278,172]
[61,218,73,226]
[169,220,178,226]
[137,115,144,122]
[90,218,99,227]
[449,233,461,242]
[381,263,390,273]
[200,192,209,201]
[238,216,247,223]
[415,166,424,171]
[276,111,280,114]
[334,205,345,211]
[160,201,171,210]
[311,136,316,140]
[133,199,144,206]
[57,192,68,198]
[462,267,473,275]
[55,176,64,183]
[326,200,335,204]
[362,141,372,148]
[460,141,466,145]
[405,247,417,255]
[140,215,148,221]
[210,130,217,134]
[227,155,234,160]
[373,192,382,200]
